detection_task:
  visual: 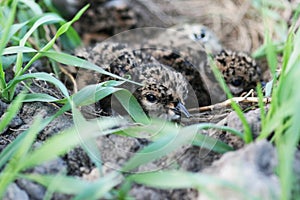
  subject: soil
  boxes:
[1,0,299,199]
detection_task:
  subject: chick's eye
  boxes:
[200,29,206,38]
[193,30,206,41]
[146,94,157,103]
[231,78,243,87]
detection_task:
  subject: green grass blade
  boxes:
[0,0,17,54]
[22,116,127,169]
[72,172,121,200]
[192,132,233,153]
[259,103,293,139]
[281,28,294,73]
[209,57,252,143]
[128,170,255,200]
[0,0,18,91]
[71,103,104,174]
[60,26,82,50]
[0,114,58,170]
[122,121,206,172]
[21,172,121,200]
[260,21,300,200]
[23,93,60,102]
[285,29,300,75]
[0,126,28,169]
[46,82,123,117]
[252,42,283,59]
[114,121,234,153]
[276,47,300,200]
[0,117,42,198]
[7,21,29,40]
[3,46,37,55]
[14,13,64,75]
[0,93,24,134]
[128,170,207,188]
[20,126,81,169]
[19,13,62,47]
[69,78,148,125]
[6,72,69,98]
[264,79,274,97]
[71,82,121,107]
[41,51,142,86]
[256,83,266,130]
[265,31,278,77]
[19,0,43,15]
[19,5,89,75]
[20,174,90,195]
[114,90,150,124]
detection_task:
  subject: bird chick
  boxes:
[213,49,261,95]
[130,25,215,106]
[170,23,223,54]
[131,63,190,121]
[75,42,191,121]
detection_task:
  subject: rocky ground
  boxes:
[1,0,300,199]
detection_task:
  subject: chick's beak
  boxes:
[175,102,191,118]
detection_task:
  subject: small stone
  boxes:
[17,179,45,200]
[199,140,280,200]
[8,116,23,128]
[3,183,29,200]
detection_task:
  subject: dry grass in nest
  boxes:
[159,0,265,52]
[153,0,295,53]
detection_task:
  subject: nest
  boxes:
[150,0,295,52]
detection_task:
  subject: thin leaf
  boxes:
[265,31,278,77]
[60,27,81,50]
[192,132,233,153]
[20,174,90,195]
[114,121,234,153]
[0,0,17,54]
[0,125,28,169]
[7,21,29,40]
[19,0,43,15]
[0,114,57,170]
[0,0,18,90]
[19,5,89,75]
[6,72,69,98]
[14,13,63,75]
[128,170,254,200]
[128,170,208,188]
[114,90,150,124]
[3,46,37,55]
[121,120,198,172]
[21,172,121,199]
[22,115,127,169]
[23,93,60,102]
[209,57,252,143]
[256,83,266,131]
[19,13,63,47]
[41,51,142,86]
[0,117,42,198]
[71,82,121,107]
[73,172,121,200]
[0,93,24,134]
[265,79,274,97]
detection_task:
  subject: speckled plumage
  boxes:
[214,49,261,95]
[129,24,220,106]
[131,24,261,102]
[75,42,190,121]
[75,24,262,119]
